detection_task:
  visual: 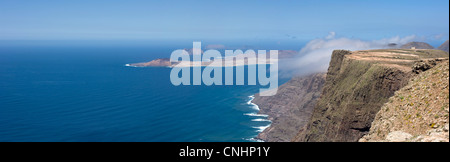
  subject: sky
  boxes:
[0,0,449,42]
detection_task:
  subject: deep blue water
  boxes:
[0,42,286,142]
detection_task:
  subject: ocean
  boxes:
[0,41,288,142]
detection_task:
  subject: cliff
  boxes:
[360,60,449,142]
[252,73,326,142]
[293,49,449,142]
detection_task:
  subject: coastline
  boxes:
[251,73,327,142]
[245,95,272,142]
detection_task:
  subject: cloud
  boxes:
[432,33,449,40]
[434,33,445,40]
[325,31,336,39]
[372,35,418,45]
[278,32,417,78]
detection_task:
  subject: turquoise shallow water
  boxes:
[0,43,284,142]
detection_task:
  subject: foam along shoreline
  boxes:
[245,138,265,142]
[247,95,260,111]
[246,95,272,135]
[244,113,268,117]
[251,119,272,122]
[253,125,272,133]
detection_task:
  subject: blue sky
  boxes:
[0,0,448,42]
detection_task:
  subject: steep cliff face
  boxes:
[293,49,449,142]
[360,60,449,142]
[252,73,326,142]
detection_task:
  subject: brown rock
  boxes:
[253,73,326,142]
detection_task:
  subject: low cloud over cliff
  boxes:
[279,32,417,77]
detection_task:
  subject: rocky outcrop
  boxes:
[438,40,449,53]
[360,60,449,142]
[293,49,449,142]
[252,73,326,142]
[401,42,434,49]
[412,58,448,74]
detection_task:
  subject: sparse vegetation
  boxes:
[361,60,449,142]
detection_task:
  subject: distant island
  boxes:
[126,50,297,67]
[126,58,172,67]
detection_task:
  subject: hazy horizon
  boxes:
[0,0,448,44]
